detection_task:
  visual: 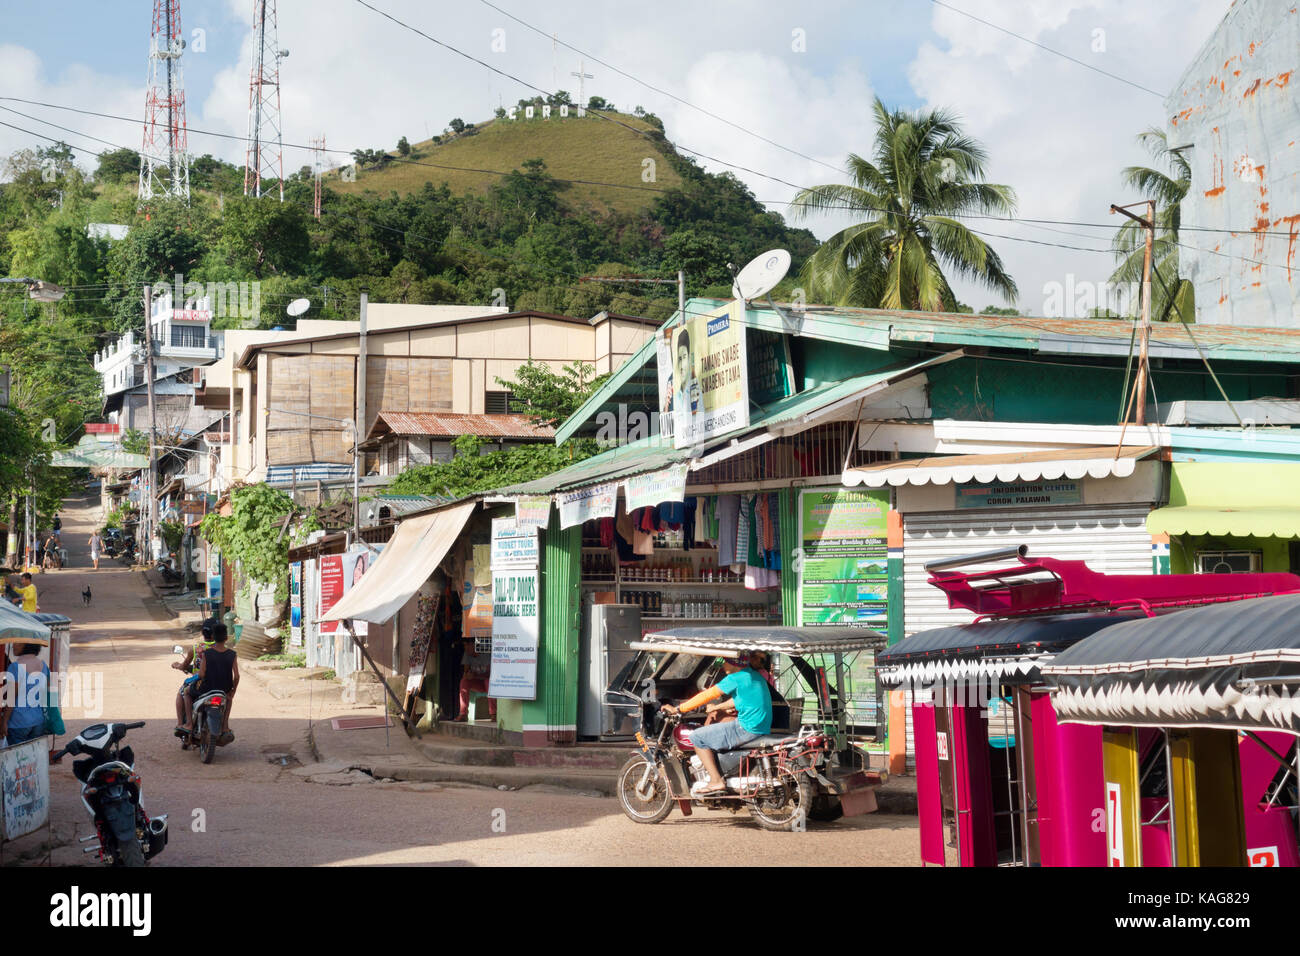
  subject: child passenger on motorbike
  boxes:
[173,618,216,736]
[661,655,772,795]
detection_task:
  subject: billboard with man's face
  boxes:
[663,300,749,448]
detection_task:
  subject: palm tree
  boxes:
[792,98,1018,311]
[1110,128,1193,323]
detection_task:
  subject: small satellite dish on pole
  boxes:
[286,298,311,317]
[732,249,790,302]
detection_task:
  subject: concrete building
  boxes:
[1166,0,1300,326]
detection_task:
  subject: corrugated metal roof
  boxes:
[368,411,555,440]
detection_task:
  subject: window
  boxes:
[170,324,207,349]
[484,390,513,414]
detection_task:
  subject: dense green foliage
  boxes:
[497,360,608,427]
[793,98,1017,311]
[198,483,297,600]
[387,436,594,499]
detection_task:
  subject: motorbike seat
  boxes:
[729,734,794,750]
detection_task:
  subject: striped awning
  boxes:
[1043,592,1300,732]
[842,446,1157,488]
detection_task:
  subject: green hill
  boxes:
[330,111,683,216]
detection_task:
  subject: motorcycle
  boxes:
[619,710,838,831]
[610,626,887,832]
[52,721,168,867]
[173,644,231,763]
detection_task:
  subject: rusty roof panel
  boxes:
[368,411,555,440]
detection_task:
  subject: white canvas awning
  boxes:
[841,445,1158,488]
[320,500,476,626]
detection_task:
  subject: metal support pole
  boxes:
[354,292,367,540]
[345,620,417,737]
[1109,202,1156,425]
[143,285,158,561]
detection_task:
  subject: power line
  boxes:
[6,94,1298,240]
[926,0,1167,99]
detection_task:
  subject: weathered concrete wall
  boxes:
[1166,0,1300,327]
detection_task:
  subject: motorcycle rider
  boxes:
[194,622,238,744]
[661,655,772,795]
[173,617,217,736]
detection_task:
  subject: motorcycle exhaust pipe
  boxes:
[148,817,168,836]
[83,845,102,854]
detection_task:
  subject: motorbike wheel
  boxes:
[200,726,216,764]
[616,756,673,824]
[808,794,844,822]
[117,838,146,868]
[750,772,813,832]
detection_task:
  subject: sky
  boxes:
[0,0,1232,314]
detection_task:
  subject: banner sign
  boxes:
[797,488,889,628]
[179,499,206,516]
[488,569,539,700]
[558,482,617,529]
[1,737,50,841]
[624,463,689,512]
[512,495,551,534]
[290,562,303,647]
[956,479,1082,509]
[317,547,379,636]
[796,488,890,730]
[491,517,540,570]
[667,300,749,448]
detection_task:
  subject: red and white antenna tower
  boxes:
[138,0,190,202]
[310,135,325,219]
[244,0,288,200]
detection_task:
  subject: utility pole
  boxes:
[354,291,367,540]
[143,284,158,562]
[1110,200,1156,425]
[577,272,685,314]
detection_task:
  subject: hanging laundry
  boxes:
[599,517,615,549]
[658,501,685,530]
[682,497,696,551]
[716,495,740,568]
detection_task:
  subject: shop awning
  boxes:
[1146,506,1300,538]
[1043,592,1300,732]
[49,435,148,470]
[876,611,1146,686]
[841,445,1158,488]
[637,625,886,655]
[1145,463,1300,538]
[319,499,476,626]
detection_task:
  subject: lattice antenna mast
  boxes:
[138,0,190,202]
[244,0,288,200]
[311,135,325,219]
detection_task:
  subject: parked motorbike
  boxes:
[618,711,837,831]
[173,644,230,763]
[52,722,168,867]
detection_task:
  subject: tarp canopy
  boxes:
[876,611,1146,686]
[843,445,1157,488]
[319,499,476,626]
[636,625,885,655]
[1043,592,1300,733]
[0,603,52,645]
[49,435,148,470]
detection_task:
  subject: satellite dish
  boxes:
[286,298,311,317]
[732,249,790,302]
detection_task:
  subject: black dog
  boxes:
[82,586,92,606]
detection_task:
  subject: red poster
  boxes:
[318,554,344,634]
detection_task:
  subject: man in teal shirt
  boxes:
[662,657,772,794]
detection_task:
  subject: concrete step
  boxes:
[366,760,615,796]
[415,732,630,771]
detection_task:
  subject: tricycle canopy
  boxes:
[632,624,886,657]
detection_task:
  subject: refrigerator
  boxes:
[577,603,641,739]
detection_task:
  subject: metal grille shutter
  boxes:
[902,503,1155,638]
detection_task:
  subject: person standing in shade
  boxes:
[455,636,496,722]
[0,643,50,747]
[88,530,102,570]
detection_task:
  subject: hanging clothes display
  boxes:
[716,495,740,568]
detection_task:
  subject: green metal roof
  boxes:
[504,354,948,496]
[557,297,1300,443]
[49,436,148,470]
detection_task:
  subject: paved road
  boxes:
[16,493,919,867]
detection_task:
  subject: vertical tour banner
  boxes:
[318,554,344,635]
[1,737,50,841]
[290,562,303,647]
[667,300,749,448]
[489,518,540,700]
[797,488,890,737]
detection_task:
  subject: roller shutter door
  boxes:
[902,503,1154,638]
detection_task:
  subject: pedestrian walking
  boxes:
[88,529,102,570]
